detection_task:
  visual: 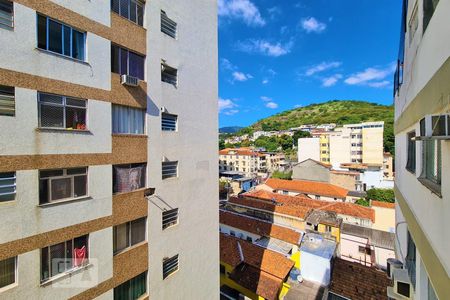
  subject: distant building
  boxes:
[219,148,267,175]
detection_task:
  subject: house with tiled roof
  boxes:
[220,233,294,300]
[219,147,268,176]
[260,178,351,202]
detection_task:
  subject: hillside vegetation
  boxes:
[236,100,395,154]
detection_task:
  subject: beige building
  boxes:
[0,1,218,299]
[392,0,450,299]
[219,148,270,175]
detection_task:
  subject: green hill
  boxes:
[238,100,395,154]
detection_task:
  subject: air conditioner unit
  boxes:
[416,114,450,140]
[387,269,414,299]
[387,258,403,279]
[121,74,139,87]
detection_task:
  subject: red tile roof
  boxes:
[241,190,375,222]
[219,148,265,157]
[220,210,301,245]
[265,178,349,199]
[371,200,395,209]
[329,258,391,300]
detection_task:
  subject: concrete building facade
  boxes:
[0,1,218,299]
[393,0,450,299]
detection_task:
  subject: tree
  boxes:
[219,139,225,150]
[355,198,370,207]
[293,130,311,146]
[366,188,395,203]
[272,170,292,180]
[278,135,293,151]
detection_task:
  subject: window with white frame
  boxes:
[160,10,177,38]
[41,235,89,282]
[0,85,14,116]
[38,93,87,130]
[37,14,85,61]
[161,63,177,86]
[113,163,146,193]
[162,161,178,179]
[111,44,145,80]
[0,172,16,202]
[113,217,146,254]
[162,254,178,279]
[162,208,178,230]
[406,131,416,173]
[111,0,144,26]
[420,139,441,193]
[161,113,177,131]
[114,272,147,299]
[0,256,16,289]
[39,168,88,204]
[409,3,418,45]
[112,104,145,135]
[0,0,13,28]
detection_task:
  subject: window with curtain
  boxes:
[420,139,441,194]
[41,235,88,282]
[38,93,87,130]
[111,45,145,80]
[113,163,146,193]
[112,105,145,134]
[111,0,144,26]
[113,217,146,254]
[37,14,85,61]
[406,131,416,173]
[114,272,147,299]
[0,257,16,289]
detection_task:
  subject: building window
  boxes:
[113,217,146,254]
[111,0,144,26]
[39,168,88,204]
[161,63,177,86]
[37,14,85,61]
[162,161,178,180]
[0,257,16,289]
[229,230,235,237]
[162,208,178,230]
[41,235,88,282]
[246,236,252,242]
[220,264,225,274]
[163,255,179,279]
[38,93,87,130]
[409,4,418,44]
[0,0,13,28]
[111,45,145,80]
[315,195,320,200]
[0,172,16,202]
[0,85,14,116]
[325,225,332,233]
[423,0,440,32]
[112,105,145,135]
[161,113,177,131]
[358,245,371,255]
[419,140,441,193]
[113,163,146,193]
[114,272,147,299]
[160,10,177,38]
[405,231,416,289]
[406,131,416,173]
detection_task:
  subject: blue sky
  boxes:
[218,0,402,127]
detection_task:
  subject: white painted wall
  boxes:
[49,0,111,26]
[297,138,320,163]
[300,251,331,285]
[329,135,351,169]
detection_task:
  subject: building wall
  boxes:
[297,137,320,163]
[329,134,351,169]
[330,173,356,191]
[362,125,384,165]
[319,135,330,163]
[372,206,395,233]
[292,160,330,182]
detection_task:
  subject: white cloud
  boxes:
[344,64,395,87]
[322,74,343,87]
[301,17,326,33]
[262,79,269,84]
[265,102,278,109]
[220,58,236,71]
[232,71,253,82]
[224,109,239,115]
[261,96,272,102]
[267,6,281,20]
[294,104,302,108]
[218,98,238,112]
[237,39,294,57]
[305,61,342,76]
[218,0,265,27]
[368,80,391,88]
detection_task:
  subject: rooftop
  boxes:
[371,200,395,209]
[328,258,391,300]
[219,210,302,245]
[254,236,299,255]
[305,209,342,227]
[300,233,336,259]
[219,148,265,157]
[265,178,349,199]
[342,223,395,250]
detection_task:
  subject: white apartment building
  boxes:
[392,0,449,299]
[0,1,218,299]
[219,148,267,175]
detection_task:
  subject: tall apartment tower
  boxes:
[393,0,449,299]
[0,1,218,299]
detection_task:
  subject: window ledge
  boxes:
[112,133,148,138]
[113,187,147,196]
[417,177,442,197]
[38,196,92,208]
[40,263,93,287]
[35,48,89,65]
[36,127,93,135]
[113,241,147,257]
[0,282,18,294]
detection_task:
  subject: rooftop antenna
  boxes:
[237,241,244,263]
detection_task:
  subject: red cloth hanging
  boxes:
[73,246,86,267]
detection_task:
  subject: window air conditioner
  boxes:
[387,258,403,279]
[415,114,450,140]
[121,74,139,87]
[387,269,414,299]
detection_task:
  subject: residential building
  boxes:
[0,1,218,299]
[219,148,268,175]
[383,152,395,180]
[297,137,321,163]
[392,0,449,298]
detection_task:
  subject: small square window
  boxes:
[0,256,16,289]
[0,0,13,28]
[0,85,15,116]
[162,208,179,230]
[162,255,179,279]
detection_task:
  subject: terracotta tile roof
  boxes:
[242,190,375,222]
[220,210,301,245]
[219,148,265,157]
[265,178,349,199]
[220,233,294,279]
[371,200,395,209]
[329,258,391,300]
